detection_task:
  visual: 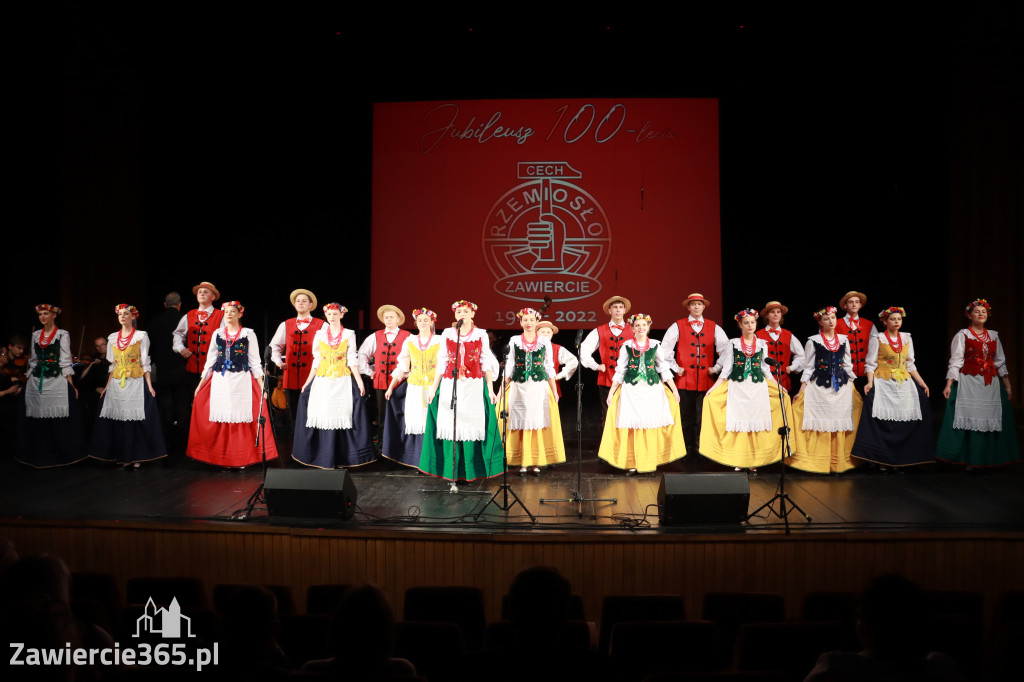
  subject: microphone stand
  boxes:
[232,344,274,520]
[540,328,617,517]
[744,357,811,533]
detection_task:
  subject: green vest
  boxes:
[32,341,63,379]
[727,343,766,383]
[623,346,660,386]
[511,342,547,383]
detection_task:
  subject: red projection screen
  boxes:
[371,99,721,330]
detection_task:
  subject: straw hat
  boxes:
[192,281,220,301]
[839,291,867,309]
[759,301,788,318]
[290,288,318,309]
[683,292,710,306]
[377,304,406,326]
[602,295,632,315]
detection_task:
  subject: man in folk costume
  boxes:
[536,320,579,399]
[755,300,805,393]
[358,304,411,447]
[661,293,729,457]
[270,288,325,437]
[835,290,875,391]
[171,281,225,408]
[580,296,634,421]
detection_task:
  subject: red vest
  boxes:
[373,329,411,390]
[596,324,633,387]
[674,318,717,391]
[551,342,564,397]
[445,337,484,379]
[962,336,999,385]
[756,327,795,390]
[836,317,872,377]
[282,317,325,390]
[185,308,224,374]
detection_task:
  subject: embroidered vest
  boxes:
[810,339,849,392]
[212,333,249,375]
[727,343,765,383]
[445,337,484,380]
[282,317,324,390]
[32,341,62,380]
[407,341,439,387]
[962,335,999,385]
[186,309,224,374]
[836,317,871,377]
[675,319,717,391]
[511,342,547,383]
[623,346,660,386]
[373,329,411,390]
[874,340,909,383]
[596,324,633,387]
[756,327,794,390]
[112,341,145,388]
[315,339,352,378]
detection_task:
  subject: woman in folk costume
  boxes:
[851,306,933,469]
[16,304,87,467]
[420,300,505,482]
[383,308,442,467]
[755,301,805,394]
[937,299,1019,468]
[293,303,374,469]
[598,313,685,474]
[90,304,167,468]
[700,308,795,472]
[536,320,579,399]
[788,306,863,474]
[500,308,566,475]
[187,301,280,467]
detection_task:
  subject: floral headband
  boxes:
[35,304,61,315]
[734,308,759,323]
[411,307,436,321]
[964,299,991,317]
[813,306,838,321]
[114,304,139,318]
[878,306,906,319]
[221,301,245,316]
[451,300,478,312]
[516,307,541,320]
[627,313,652,325]
[323,303,348,314]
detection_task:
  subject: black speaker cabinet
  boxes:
[264,469,357,520]
[657,473,749,525]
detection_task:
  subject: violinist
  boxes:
[0,346,22,445]
[3,335,28,386]
[77,336,111,428]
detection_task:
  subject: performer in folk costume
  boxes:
[172,281,225,395]
[358,304,411,447]
[420,300,505,481]
[293,303,374,469]
[598,313,685,473]
[851,306,933,469]
[755,301,805,393]
[500,308,566,475]
[700,308,795,472]
[580,296,634,421]
[835,290,875,390]
[937,299,1019,468]
[16,304,87,467]
[187,301,279,468]
[536,320,578,398]
[788,306,863,474]
[384,308,442,467]
[269,288,324,434]
[90,304,167,468]
[661,293,730,456]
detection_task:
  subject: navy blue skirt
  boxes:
[90,388,168,464]
[381,381,424,468]
[16,382,87,468]
[851,383,934,466]
[292,378,377,469]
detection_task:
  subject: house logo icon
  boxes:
[132,597,195,638]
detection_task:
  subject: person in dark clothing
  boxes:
[148,292,190,455]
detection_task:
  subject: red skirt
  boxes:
[186,375,279,467]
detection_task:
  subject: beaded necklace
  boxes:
[116,327,136,351]
[38,326,59,348]
[884,330,903,354]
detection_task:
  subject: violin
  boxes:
[2,357,28,385]
[269,363,288,411]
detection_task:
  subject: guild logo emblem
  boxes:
[483,162,610,303]
[133,597,196,638]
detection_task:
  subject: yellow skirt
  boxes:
[699,380,794,469]
[597,385,686,472]
[498,385,567,467]
[787,389,863,474]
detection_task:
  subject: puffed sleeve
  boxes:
[357,334,376,376]
[309,329,324,372]
[434,330,451,382]
[394,337,412,375]
[542,338,556,379]
[269,321,288,366]
[994,332,1008,377]
[346,330,359,368]
[864,333,881,373]
[504,336,518,378]
[579,329,601,371]
[140,331,152,373]
[653,341,674,383]
[904,333,917,374]
[246,330,264,379]
[557,346,579,381]
[715,341,735,378]
[800,338,816,384]
[106,333,116,373]
[788,333,806,373]
[840,335,853,376]
[757,339,773,377]
[945,331,965,381]
[479,330,500,376]
[661,322,682,375]
[59,331,73,376]
[611,343,630,384]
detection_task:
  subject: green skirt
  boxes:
[418,381,505,481]
[936,382,1020,466]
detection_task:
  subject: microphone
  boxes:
[264,345,274,366]
[763,356,779,367]
[575,328,584,346]
[455,319,464,330]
